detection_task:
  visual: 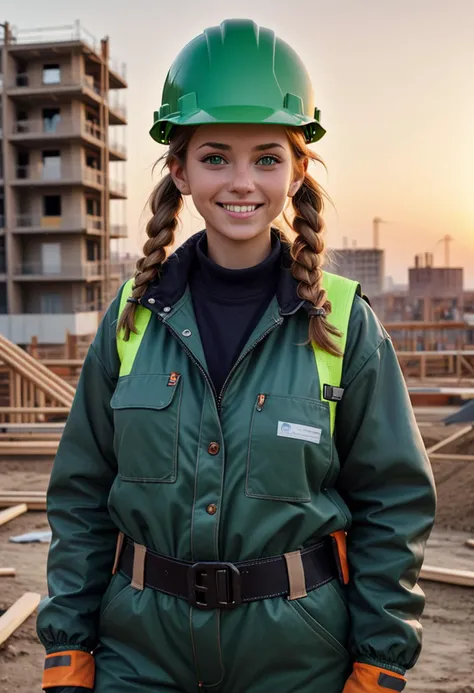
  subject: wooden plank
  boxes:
[0,568,16,577]
[42,359,84,367]
[0,433,61,441]
[0,407,69,415]
[426,424,473,454]
[0,504,28,526]
[0,499,47,511]
[0,440,59,455]
[0,491,46,497]
[429,453,474,462]
[0,422,65,429]
[0,592,41,645]
[420,565,474,588]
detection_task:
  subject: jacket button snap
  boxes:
[206,504,217,515]
[182,329,192,337]
[208,442,220,455]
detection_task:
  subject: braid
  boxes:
[117,126,197,340]
[117,174,183,340]
[291,172,342,356]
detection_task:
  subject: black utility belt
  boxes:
[117,535,341,610]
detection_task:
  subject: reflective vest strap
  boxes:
[117,278,152,377]
[314,271,360,435]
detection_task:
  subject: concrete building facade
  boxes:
[324,247,385,298]
[0,21,127,344]
[408,253,464,321]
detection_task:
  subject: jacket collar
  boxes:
[141,230,308,317]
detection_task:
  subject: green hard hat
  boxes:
[150,19,326,145]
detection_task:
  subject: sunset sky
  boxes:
[4,0,474,286]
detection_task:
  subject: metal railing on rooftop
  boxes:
[9,22,127,80]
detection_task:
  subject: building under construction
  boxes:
[0,21,128,349]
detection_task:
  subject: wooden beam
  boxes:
[0,568,16,577]
[0,504,28,526]
[0,592,41,646]
[429,453,474,462]
[0,407,69,415]
[0,440,59,455]
[0,491,46,497]
[426,424,473,454]
[420,565,474,588]
[42,359,83,367]
[0,499,47,511]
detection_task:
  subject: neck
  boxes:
[205,226,273,269]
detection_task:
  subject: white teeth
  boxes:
[222,204,258,213]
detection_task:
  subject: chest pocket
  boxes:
[110,373,182,483]
[245,394,332,502]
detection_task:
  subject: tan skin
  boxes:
[169,124,308,269]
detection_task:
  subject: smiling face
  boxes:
[169,124,306,266]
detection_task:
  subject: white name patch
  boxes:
[277,421,322,444]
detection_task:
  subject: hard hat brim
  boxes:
[150,105,326,145]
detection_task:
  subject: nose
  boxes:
[229,164,256,196]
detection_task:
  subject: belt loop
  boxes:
[111,531,125,575]
[284,550,307,600]
[131,543,147,591]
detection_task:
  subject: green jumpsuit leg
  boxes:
[214,581,351,693]
[95,573,198,693]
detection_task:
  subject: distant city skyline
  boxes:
[3,0,473,286]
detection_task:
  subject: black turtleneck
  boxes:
[189,233,282,395]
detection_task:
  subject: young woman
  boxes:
[37,19,436,693]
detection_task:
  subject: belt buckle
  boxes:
[188,562,242,609]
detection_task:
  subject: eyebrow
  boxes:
[197,141,285,151]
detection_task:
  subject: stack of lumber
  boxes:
[0,491,46,511]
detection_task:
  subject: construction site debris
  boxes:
[0,592,41,646]
[420,565,474,588]
[9,530,52,544]
[0,504,27,527]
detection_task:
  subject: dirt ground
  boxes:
[1,420,474,693]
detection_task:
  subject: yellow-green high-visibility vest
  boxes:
[116,271,359,435]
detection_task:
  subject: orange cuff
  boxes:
[343,662,407,692]
[43,650,95,690]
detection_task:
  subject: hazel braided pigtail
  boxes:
[117,126,196,340]
[117,176,183,340]
[290,172,342,356]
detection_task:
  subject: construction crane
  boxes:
[437,234,454,267]
[372,217,390,249]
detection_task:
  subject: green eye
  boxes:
[257,155,279,166]
[204,155,226,165]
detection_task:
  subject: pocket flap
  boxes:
[111,373,181,410]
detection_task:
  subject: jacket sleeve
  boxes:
[334,297,436,689]
[36,293,122,690]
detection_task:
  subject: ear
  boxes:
[288,158,309,197]
[168,158,191,196]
